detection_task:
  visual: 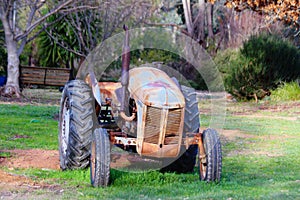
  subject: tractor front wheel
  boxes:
[90,128,111,187]
[199,128,222,182]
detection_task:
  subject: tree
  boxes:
[224,0,300,27]
[37,0,153,78]
[148,0,298,52]
[0,0,99,97]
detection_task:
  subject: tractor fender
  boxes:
[81,71,102,106]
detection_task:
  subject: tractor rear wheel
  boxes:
[161,85,199,173]
[58,80,95,170]
[199,128,222,182]
[90,128,111,187]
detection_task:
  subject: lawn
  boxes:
[0,97,300,199]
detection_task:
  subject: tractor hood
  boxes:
[128,67,185,108]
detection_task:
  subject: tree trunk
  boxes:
[5,39,21,97]
[198,0,205,43]
[1,15,21,97]
[182,0,193,36]
[207,3,214,39]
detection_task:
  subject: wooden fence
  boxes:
[20,66,71,87]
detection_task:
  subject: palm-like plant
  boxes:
[37,9,102,71]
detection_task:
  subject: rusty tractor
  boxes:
[58,26,222,187]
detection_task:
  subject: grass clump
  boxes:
[271,82,300,101]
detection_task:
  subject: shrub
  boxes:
[214,49,240,78]
[223,34,300,101]
[224,54,270,101]
[271,82,300,101]
[241,34,300,83]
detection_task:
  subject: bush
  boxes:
[223,34,300,101]
[271,82,300,101]
[241,34,300,82]
[224,54,270,101]
[214,49,240,79]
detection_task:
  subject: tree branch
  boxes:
[44,27,86,58]
[25,14,66,44]
[15,0,75,41]
[18,0,40,56]
[59,5,100,13]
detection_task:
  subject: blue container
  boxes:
[0,76,7,86]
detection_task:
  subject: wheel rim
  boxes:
[90,139,96,183]
[61,97,70,158]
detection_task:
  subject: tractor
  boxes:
[58,26,222,187]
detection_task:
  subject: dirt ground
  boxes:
[0,149,60,170]
[0,149,62,199]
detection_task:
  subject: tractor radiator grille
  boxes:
[165,108,181,145]
[144,106,182,145]
[144,107,161,143]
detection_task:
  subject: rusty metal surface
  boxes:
[92,67,187,158]
[140,142,180,157]
[88,67,185,109]
[128,67,185,108]
[85,66,189,158]
[98,82,121,105]
[144,107,182,145]
[84,73,102,106]
[165,108,182,145]
[184,132,206,167]
[113,136,137,146]
[136,103,184,158]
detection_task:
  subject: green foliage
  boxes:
[214,49,240,78]
[225,55,270,101]
[37,8,102,69]
[0,22,7,75]
[241,34,300,82]
[0,66,6,76]
[222,34,300,101]
[271,81,300,101]
[102,49,180,82]
[132,49,180,65]
[37,14,77,68]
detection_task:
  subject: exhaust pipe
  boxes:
[120,25,135,121]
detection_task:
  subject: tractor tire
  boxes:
[161,85,199,173]
[181,85,200,134]
[90,128,111,187]
[199,128,222,182]
[58,80,95,170]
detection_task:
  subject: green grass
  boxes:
[224,115,300,136]
[1,102,300,199]
[271,82,300,101]
[0,104,59,149]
